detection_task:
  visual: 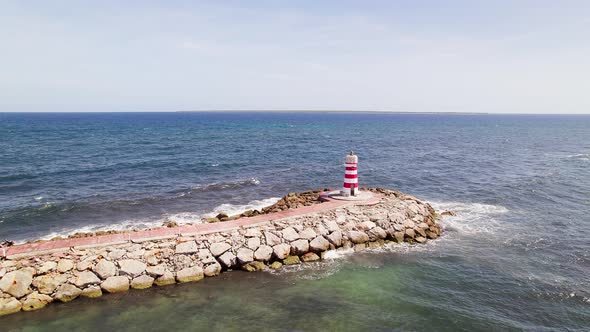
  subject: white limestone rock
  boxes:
[176,266,204,283]
[272,243,291,260]
[146,264,166,277]
[93,259,117,279]
[204,262,222,277]
[244,228,262,238]
[236,247,254,264]
[298,228,317,240]
[347,231,370,244]
[281,227,299,242]
[264,231,282,246]
[154,271,176,286]
[21,291,53,311]
[118,259,147,278]
[108,249,126,260]
[218,251,237,268]
[323,219,340,232]
[57,259,74,273]
[38,261,57,274]
[315,224,329,236]
[246,237,261,250]
[131,275,154,289]
[198,249,217,264]
[0,269,34,298]
[369,226,387,240]
[290,239,309,256]
[254,245,273,262]
[0,297,22,316]
[74,271,101,288]
[326,231,343,247]
[76,257,96,271]
[209,242,232,257]
[143,251,160,266]
[309,236,330,252]
[54,284,82,302]
[175,241,199,254]
[80,285,102,298]
[358,221,376,231]
[101,276,130,293]
[32,273,68,295]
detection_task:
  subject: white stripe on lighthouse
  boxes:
[342,152,359,196]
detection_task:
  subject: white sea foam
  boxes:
[323,248,355,260]
[567,153,590,161]
[202,197,280,218]
[36,218,164,243]
[31,196,280,244]
[428,200,509,235]
[164,212,204,224]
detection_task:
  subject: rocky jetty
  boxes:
[0,188,441,316]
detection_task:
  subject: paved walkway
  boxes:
[1,192,382,259]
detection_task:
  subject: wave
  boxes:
[188,177,261,193]
[30,196,279,243]
[428,201,509,235]
[3,178,264,219]
[567,153,589,161]
[202,197,280,218]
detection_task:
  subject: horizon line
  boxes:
[1,110,590,115]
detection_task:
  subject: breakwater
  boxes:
[0,188,442,316]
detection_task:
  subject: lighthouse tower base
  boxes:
[327,190,374,201]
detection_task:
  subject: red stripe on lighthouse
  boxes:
[344,174,357,179]
[343,182,359,188]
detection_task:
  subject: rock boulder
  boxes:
[93,259,117,279]
[175,241,199,254]
[74,271,101,288]
[131,275,154,289]
[236,247,254,264]
[21,292,53,311]
[254,245,273,262]
[348,231,370,244]
[0,297,22,316]
[0,269,34,298]
[273,243,291,260]
[290,239,309,255]
[309,236,330,252]
[118,259,147,278]
[54,284,82,302]
[209,242,231,257]
[101,276,130,293]
[176,266,204,283]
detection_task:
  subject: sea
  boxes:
[0,112,588,331]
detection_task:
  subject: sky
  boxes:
[1,0,589,113]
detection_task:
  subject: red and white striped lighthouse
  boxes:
[342,151,359,196]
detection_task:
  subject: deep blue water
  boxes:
[1,112,589,331]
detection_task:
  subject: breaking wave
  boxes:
[31,196,279,243]
[188,177,261,193]
[567,153,589,161]
[428,201,509,235]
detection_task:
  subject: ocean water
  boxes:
[0,112,589,331]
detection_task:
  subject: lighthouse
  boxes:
[342,151,359,196]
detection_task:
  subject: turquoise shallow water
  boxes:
[2,247,588,331]
[0,112,589,330]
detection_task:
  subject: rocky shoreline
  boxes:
[0,188,442,316]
